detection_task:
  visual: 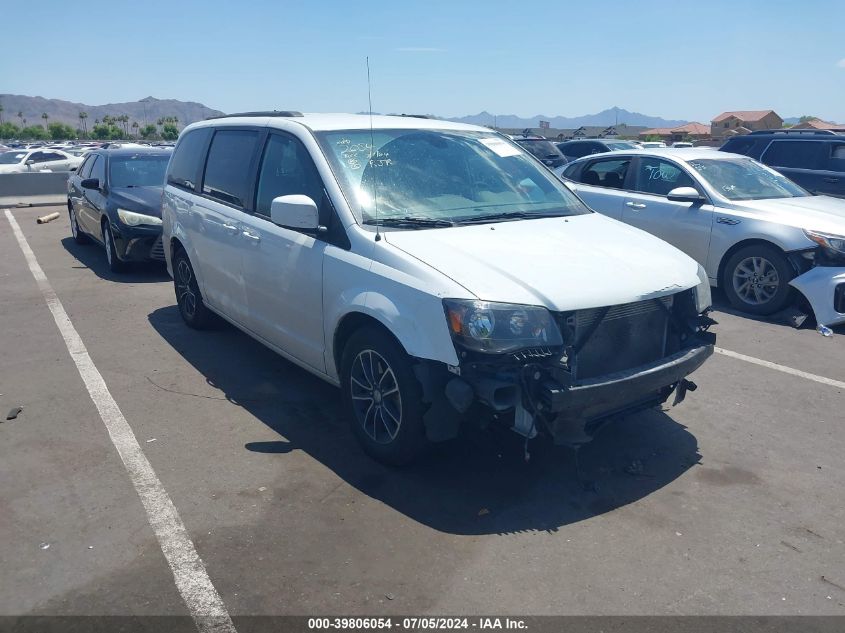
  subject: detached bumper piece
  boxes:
[789,266,845,328]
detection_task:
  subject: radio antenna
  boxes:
[366,56,381,242]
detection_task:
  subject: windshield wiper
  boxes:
[455,211,566,224]
[369,217,455,229]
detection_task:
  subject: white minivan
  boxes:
[162,112,715,464]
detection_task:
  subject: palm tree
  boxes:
[41,112,49,128]
[0,102,4,125]
[78,111,88,137]
[131,121,139,138]
[173,116,179,130]
[17,111,24,127]
[121,115,130,137]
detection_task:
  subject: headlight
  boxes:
[694,263,712,313]
[804,229,845,257]
[443,299,563,354]
[117,208,162,227]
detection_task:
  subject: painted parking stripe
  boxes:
[715,346,845,390]
[4,209,237,633]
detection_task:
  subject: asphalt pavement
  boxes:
[1,205,844,621]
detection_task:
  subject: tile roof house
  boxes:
[711,110,783,138]
[791,118,845,132]
[639,122,710,142]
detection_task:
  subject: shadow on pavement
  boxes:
[148,305,701,535]
[61,237,170,283]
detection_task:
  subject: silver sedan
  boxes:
[561,148,845,326]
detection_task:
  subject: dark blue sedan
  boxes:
[67,147,172,272]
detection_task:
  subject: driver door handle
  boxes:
[222,223,239,235]
[626,201,647,209]
[242,230,261,242]
[823,177,840,183]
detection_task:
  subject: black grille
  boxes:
[570,296,672,380]
[149,236,165,261]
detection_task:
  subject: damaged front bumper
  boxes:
[415,290,716,447]
[789,266,845,328]
[538,337,713,444]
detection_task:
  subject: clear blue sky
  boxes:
[2,0,843,123]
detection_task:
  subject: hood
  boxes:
[110,186,163,217]
[0,164,25,174]
[733,195,845,236]
[384,213,700,311]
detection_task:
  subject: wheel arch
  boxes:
[716,238,797,288]
[332,311,405,380]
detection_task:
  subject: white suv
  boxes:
[162,112,715,464]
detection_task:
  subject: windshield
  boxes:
[0,152,27,164]
[108,154,170,188]
[605,141,638,150]
[514,138,564,160]
[689,157,809,201]
[316,129,588,226]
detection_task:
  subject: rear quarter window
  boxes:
[167,128,212,191]
[761,140,826,169]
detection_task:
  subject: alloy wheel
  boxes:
[732,256,779,306]
[349,349,402,444]
[175,258,197,319]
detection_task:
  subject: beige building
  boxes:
[710,110,783,138]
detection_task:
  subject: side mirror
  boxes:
[25,159,36,166]
[81,178,100,190]
[270,195,323,232]
[667,186,703,203]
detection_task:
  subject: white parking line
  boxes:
[4,209,237,633]
[715,346,845,390]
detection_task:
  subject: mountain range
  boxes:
[0,94,224,129]
[446,107,689,129]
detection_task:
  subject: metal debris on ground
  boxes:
[385,593,395,600]
[817,325,833,337]
[39,543,50,550]
[6,406,23,421]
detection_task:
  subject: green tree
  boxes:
[798,115,818,123]
[41,112,49,128]
[48,122,76,140]
[0,101,4,125]
[17,110,24,127]
[20,125,47,140]
[161,123,179,140]
[131,121,139,137]
[140,124,159,139]
[0,122,21,138]
[78,111,88,137]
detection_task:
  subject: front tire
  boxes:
[341,328,429,465]
[723,244,794,315]
[102,222,126,273]
[173,248,214,329]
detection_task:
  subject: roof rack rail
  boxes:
[747,129,838,136]
[399,113,437,119]
[206,110,304,120]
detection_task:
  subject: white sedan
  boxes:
[0,148,83,174]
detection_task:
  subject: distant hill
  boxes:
[448,107,688,129]
[0,94,224,130]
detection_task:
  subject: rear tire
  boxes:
[68,204,88,244]
[340,327,429,465]
[722,244,794,315]
[173,248,214,329]
[102,222,126,273]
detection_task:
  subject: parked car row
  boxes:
[67,113,717,465]
[0,147,82,173]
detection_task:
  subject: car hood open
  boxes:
[733,195,845,235]
[384,213,701,311]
